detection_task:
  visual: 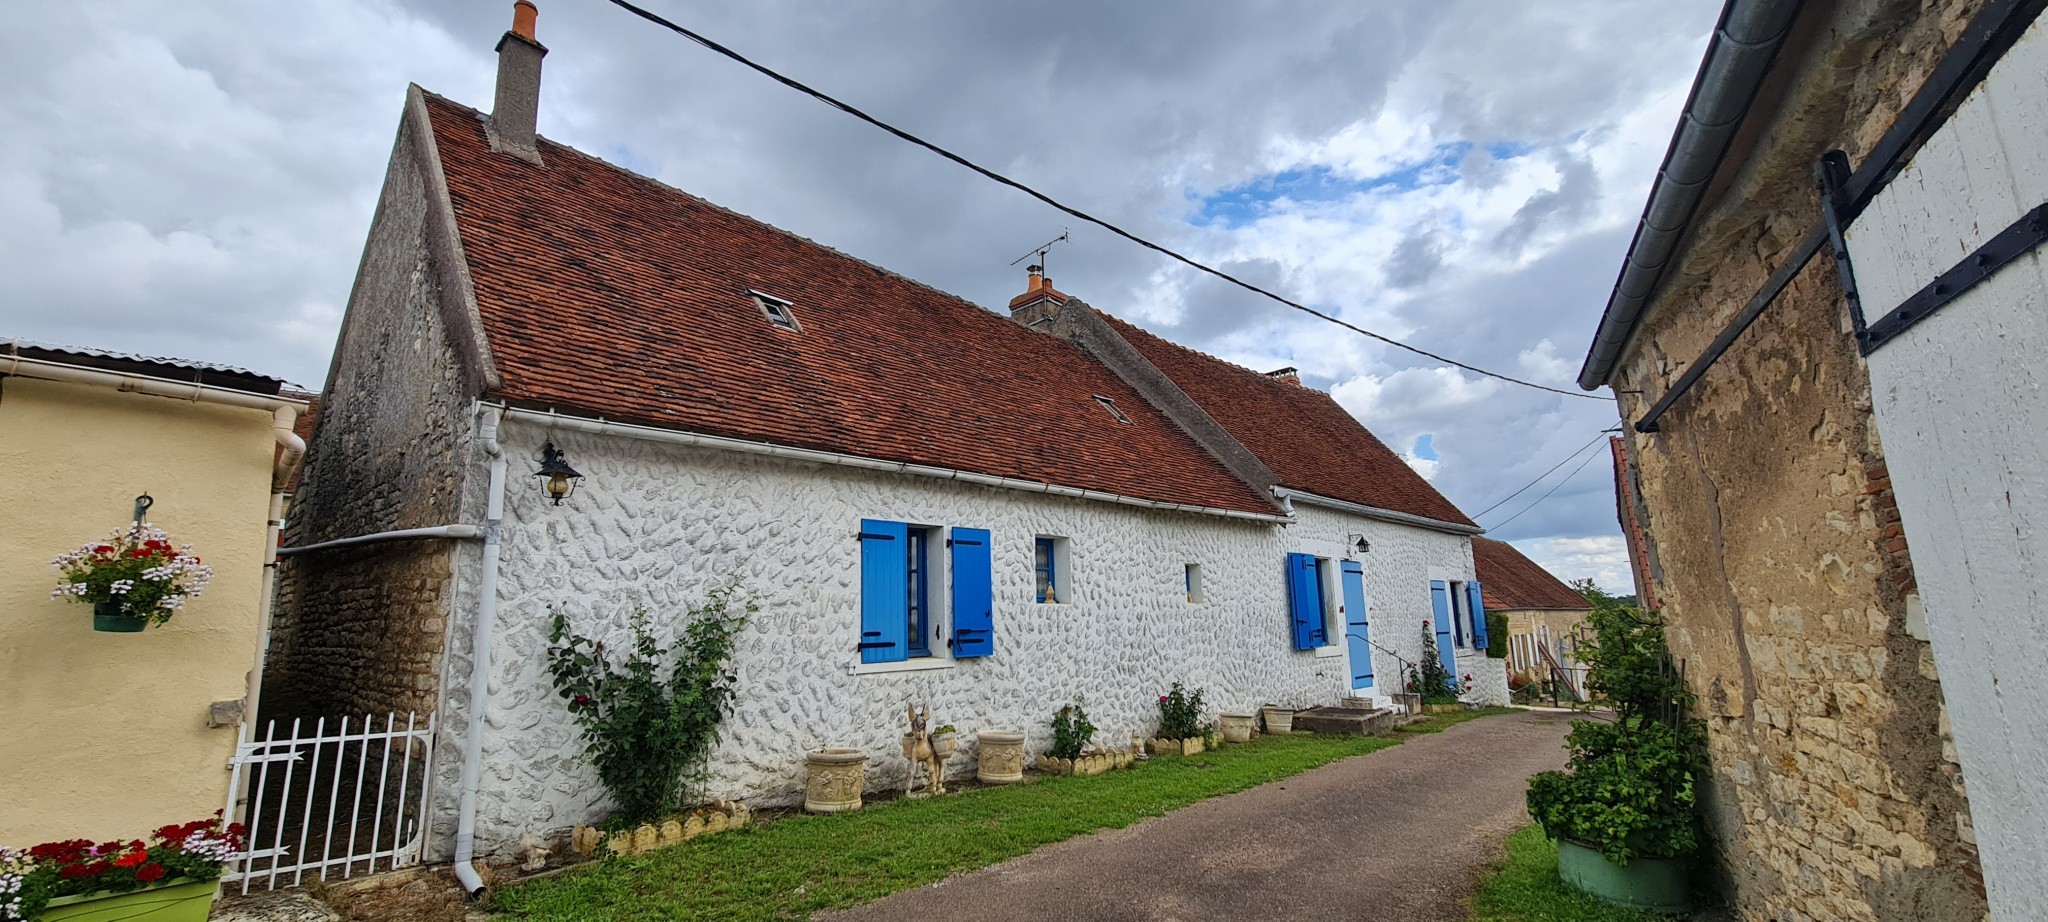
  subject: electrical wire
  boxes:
[1483,442,1607,531]
[602,0,1607,401]
[1469,429,1616,519]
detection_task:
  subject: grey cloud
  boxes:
[1383,230,1446,289]
[1495,154,1600,256]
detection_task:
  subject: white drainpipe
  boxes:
[454,406,507,898]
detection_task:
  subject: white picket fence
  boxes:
[1509,624,1589,700]
[222,712,436,892]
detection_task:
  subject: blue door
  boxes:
[1341,561,1372,692]
[1429,580,1458,691]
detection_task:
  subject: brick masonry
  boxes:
[1608,1,1989,919]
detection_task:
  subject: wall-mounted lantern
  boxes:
[534,441,583,505]
[1347,534,1371,556]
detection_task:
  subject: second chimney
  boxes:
[490,1,547,164]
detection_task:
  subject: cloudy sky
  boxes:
[0,1,1723,591]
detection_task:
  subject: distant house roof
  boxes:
[421,93,1277,516]
[1100,315,1476,528]
[1,337,288,396]
[1472,537,1591,610]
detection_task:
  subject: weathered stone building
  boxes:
[1579,0,2048,918]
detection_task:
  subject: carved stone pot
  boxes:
[1218,713,1256,743]
[805,748,868,813]
[976,729,1026,784]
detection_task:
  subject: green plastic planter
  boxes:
[91,600,147,633]
[42,879,217,922]
[1556,839,1691,914]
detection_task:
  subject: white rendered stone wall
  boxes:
[430,420,1478,856]
[1847,18,2048,918]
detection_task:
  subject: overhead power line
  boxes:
[603,0,1607,401]
[1483,440,1608,531]
[1470,429,1616,519]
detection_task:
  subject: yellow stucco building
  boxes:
[0,340,305,845]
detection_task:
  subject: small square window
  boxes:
[1185,563,1203,603]
[1091,395,1132,425]
[1035,535,1071,603]
[749,290,800,331]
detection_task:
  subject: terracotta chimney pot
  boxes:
[512,0,539,42]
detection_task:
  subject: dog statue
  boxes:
[900,702,945,796]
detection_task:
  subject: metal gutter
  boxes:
[499,407,1295,525]
[1577,0,1805,390]
[1,352,306,412]
[1270,487,1484,536]
[274,525,484,557]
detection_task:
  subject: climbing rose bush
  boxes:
[1,815,244,920]
[50,523,213,626]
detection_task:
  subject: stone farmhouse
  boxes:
[1470,537,1592,691]
[1581,0,2047,917]
[262,4,1507,868]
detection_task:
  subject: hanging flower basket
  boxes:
[50,523,213,633]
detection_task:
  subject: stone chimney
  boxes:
[1007,265,1070,327]
[488,1,547,164]
[1264,366,1301,385]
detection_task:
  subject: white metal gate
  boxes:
[222,712,436,892]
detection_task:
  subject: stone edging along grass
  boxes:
[492,710,1516,921]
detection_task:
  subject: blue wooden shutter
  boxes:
[949,527,994,658]
[859,519,908,664]
[1466,581,1489,652]
[1341,560,1372,687]
[1429,580,1457,688]
[1286,553,1321,649]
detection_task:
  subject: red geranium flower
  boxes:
[93,545,116,555]
[114,850,148,868]
[136,862,167,883]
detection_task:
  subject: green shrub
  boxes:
[545,583,753,827]
[1156,682,1207,740]
[1405,622,1459,704]
[1049,703,1095,760]
[1525,595,1705,864]
[1486,611,1508,658]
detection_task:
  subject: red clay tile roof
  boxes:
[421,93,1276,516]
[1471,537,1591,610]
[1098,314,1476,527]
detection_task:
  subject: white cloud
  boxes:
[1515,535,1634,596]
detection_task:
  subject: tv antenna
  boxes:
[1009,230,1070,277]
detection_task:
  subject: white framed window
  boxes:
[749,289,800,331]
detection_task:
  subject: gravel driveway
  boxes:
[821,709,1576,922]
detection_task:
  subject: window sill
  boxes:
[1034,601,1074,609]
[1314,645,1345,659]
[849,657,956,676]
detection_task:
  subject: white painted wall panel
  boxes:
[1846,16,2048,920]
[428,421,1488,857]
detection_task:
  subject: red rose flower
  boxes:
[136,862,167,883]
[114,850,148,868]
[93,545,116,555]
[572,694,592,709]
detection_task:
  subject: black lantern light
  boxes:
[534,441,583,505]
[1347,533,1371,556]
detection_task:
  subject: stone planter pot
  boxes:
[1556,839,1692,914]
[804,748,868,813]
[1423,703,1464,714]
[91,599,147,633]
[1393,693,1422,715]
[1219,713,1255,743]
[1260,706,1295,734]
[1147,736,1204,756]
[43,878,216,922]
[930,732,958,760]
[977,730,1025,784]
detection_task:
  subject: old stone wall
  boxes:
[262,101,479,722]
[1608,1,1987,919]
[431,420,1482,858]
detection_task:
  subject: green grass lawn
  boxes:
[1396,705,1520,733]
[1469,826,1667,922]
[490,733,1404,921]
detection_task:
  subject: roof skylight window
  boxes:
[1092,395,1132,425]
[749,290,800,331]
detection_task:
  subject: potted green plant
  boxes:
[1524,594,1705,914]
[1039,702,1099,774]
[2,815,244,921]
[49,523,214,632]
